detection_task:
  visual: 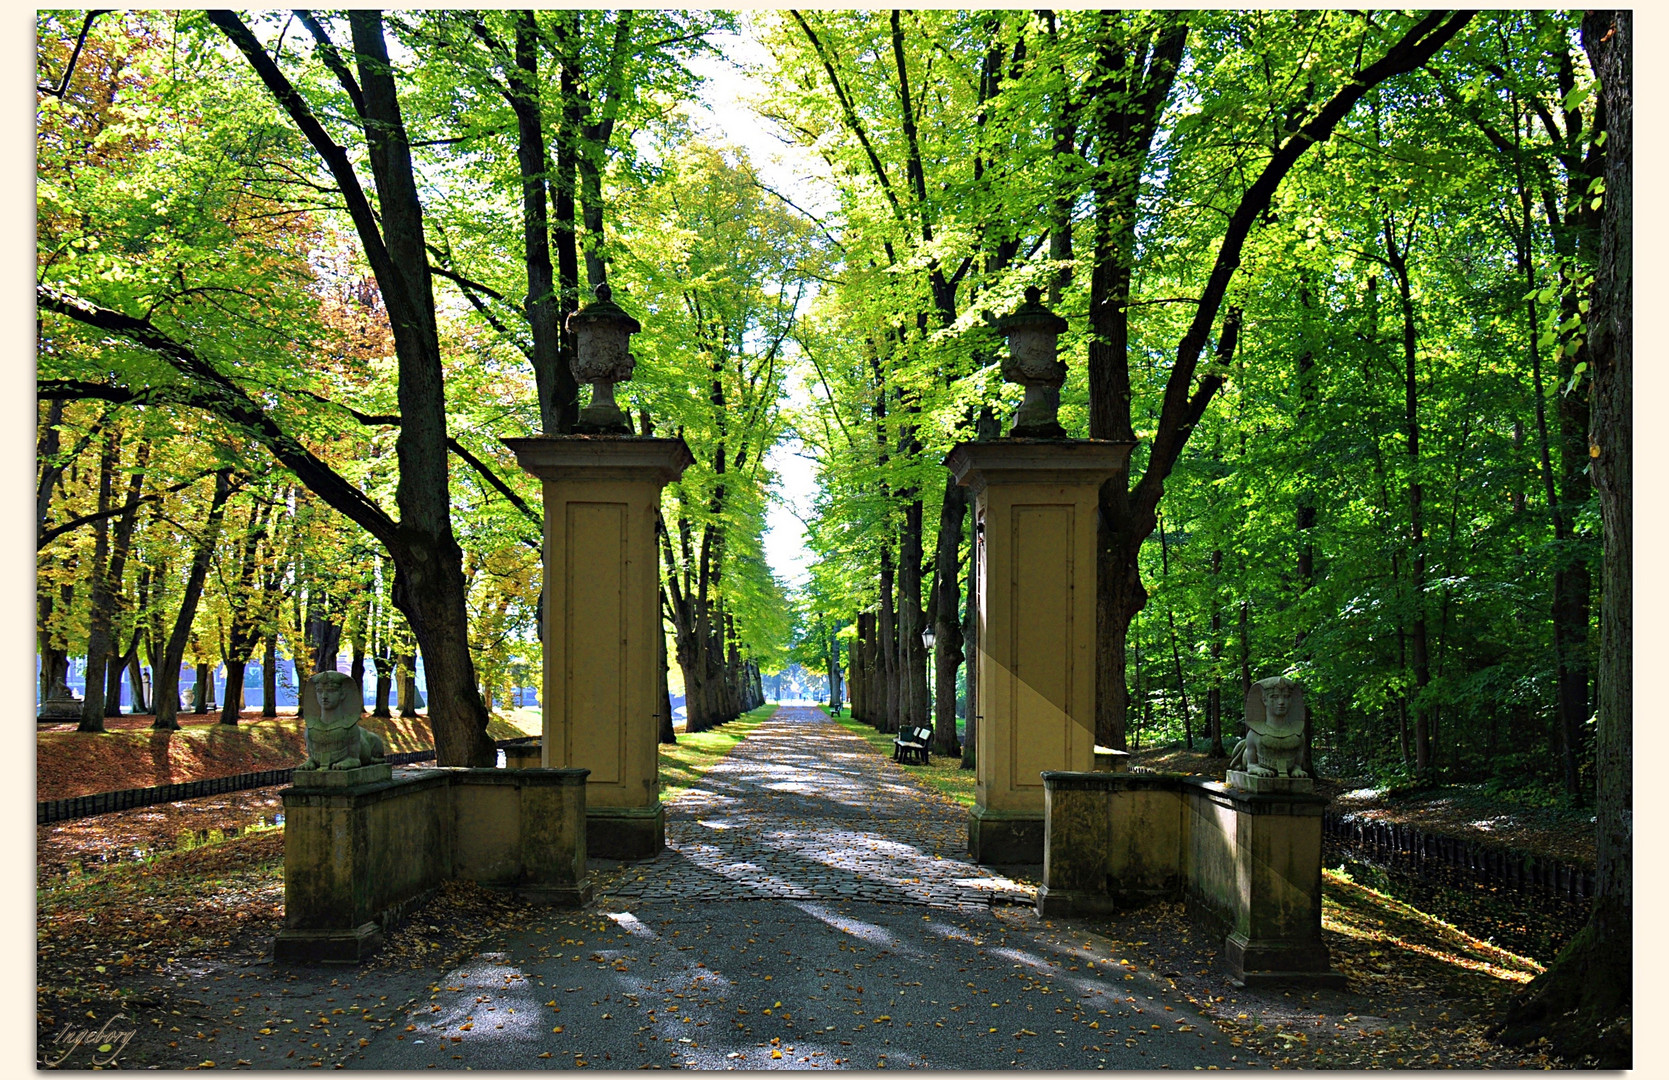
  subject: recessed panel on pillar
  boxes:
[565,502,626,786]
[1010,504,1073,794]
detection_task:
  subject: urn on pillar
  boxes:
[996,286,1069,438]
[568,282,640,435]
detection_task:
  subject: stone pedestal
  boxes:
[291,763,393,789]
[504,436,693,860]
[504,742,543,770]
[38,691,83,721]
[946,439,1133,863]
[1225,770,1314,795]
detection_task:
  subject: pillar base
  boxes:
[968,805,1043,864]
[587,805,665,860]
[274,923,383,965]
[1227,932,1347,988]
[505,880,595,908]
[1034,885,1125,918]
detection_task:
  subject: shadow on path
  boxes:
[328,706,1248,1070]
[600,707,1027,910]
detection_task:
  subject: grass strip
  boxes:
[829,710,978,809]
[657,703,776,802]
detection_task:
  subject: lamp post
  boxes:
[921,624,936,737]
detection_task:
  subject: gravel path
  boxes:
[597,707,1033,911]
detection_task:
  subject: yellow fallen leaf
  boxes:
[552,1026,564,1033]
[771,1050,783,1059]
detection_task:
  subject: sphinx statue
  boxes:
[1227,675,1310,787]
[296,671,387,772]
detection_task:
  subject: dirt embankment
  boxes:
[36,711,530,801]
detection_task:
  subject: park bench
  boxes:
[892,725,932,765]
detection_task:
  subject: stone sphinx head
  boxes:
[1248,676,1303,734]
[1261,678,1294,722]
[311,671,360,730]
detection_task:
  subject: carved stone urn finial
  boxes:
[997,285,1069,438]
[567,281,640,435]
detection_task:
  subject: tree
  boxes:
[1493,10,1629,1067]
[1085,11,1474,750]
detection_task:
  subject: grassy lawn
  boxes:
[495,706,544,737]
[829,710,978,809]
[657,703,776,802]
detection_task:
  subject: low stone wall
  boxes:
[275,766,592,964]
[1037,771,1339,987]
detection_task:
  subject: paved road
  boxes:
[240,707,1252,1070]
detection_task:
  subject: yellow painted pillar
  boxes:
[946,439,1133,863]
[504,435,693,859]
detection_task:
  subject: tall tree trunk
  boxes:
[211,11,495,765]
[878,546,899,734]
[929,479,965,756]
[502,9,577,433]
[99,440,149,717]
[153,470,233,731]
[1083,13,1470,754]
[397,649,420,719]
[192,658,213,713]
[125,643,146,714]
[78,427,120,731]
[1157,515,1192,748]
[1385,220,1432,775]
[1207,548,1225,757]
[1497,15,1629,1064]
[369,591,394,719]
[854,611,874,725]
[658,609,676,744]
[1294,284,1318,774]
[223,659,246,723]
[220,494,271,725]
[373,664,393,718]
[262,633,278,718]
[899,498,927,732]
[1087,16,1189,750]
[827,626,844,717]
[550,9,583,423]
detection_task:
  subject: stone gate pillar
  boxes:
[504,435,693,859]
[946,439,1132,863]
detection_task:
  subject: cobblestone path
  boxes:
[596,707,1034,910]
